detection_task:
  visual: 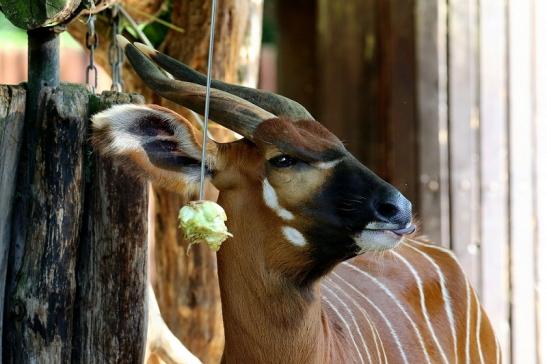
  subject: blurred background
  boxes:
[1,1,546,363]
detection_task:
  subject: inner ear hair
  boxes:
[91,104,217,194]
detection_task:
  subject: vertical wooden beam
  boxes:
[534,0,547,361]
[378,0,418,206]
[73,91,148,363]
[3,84,88,363]
[316,0,383,174]
[447,0,481,289]
[478,0,510,359]
[415,0,450,246]
[277,0,317,115]
[508,0,536,362]
[0,85,25,360]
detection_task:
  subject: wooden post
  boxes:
[73,92,148,364]
[3,83,88,363]
[0,85,26,361]
[2,86,149,363]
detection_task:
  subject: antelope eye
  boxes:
[268,154,299,168]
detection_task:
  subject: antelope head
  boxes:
[92,38,415,284]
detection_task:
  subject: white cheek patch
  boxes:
[314,159,342,170]
[353,230,402,253]
[262,179,294,221]
[282,226,307,247]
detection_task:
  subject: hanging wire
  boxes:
[199,0,218,200]
[85,5,99,93]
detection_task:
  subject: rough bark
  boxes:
[3,84,88,363]
[69,2,263,362]
[0,85,26,361]
[72,91,148,363]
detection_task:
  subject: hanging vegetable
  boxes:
[179,200,232,252]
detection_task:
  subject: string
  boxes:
[199,0,218,200]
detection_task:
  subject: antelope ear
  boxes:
[91,104,217,194]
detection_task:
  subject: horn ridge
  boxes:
[120,38,275,140]
[134,42,314,120]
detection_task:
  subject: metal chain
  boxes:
[109,4,124,92]
[85,9,99,93]
[199,0,218,200]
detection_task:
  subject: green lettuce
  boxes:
[178,200,233,252]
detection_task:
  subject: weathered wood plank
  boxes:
[3,84,88,363]
[478,0,510,359]
[534,0,547,361]
[415,0,450,246]
[73,91,148,364]
[508,0,536,362]
[316,0,382,174]
[277,0,318,115]
[447,0,481,289]
[379,0,419,208]
[0,84,25,361]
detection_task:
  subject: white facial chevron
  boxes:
[262,178,294,221]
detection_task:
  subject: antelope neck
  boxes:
[216,195,346,364]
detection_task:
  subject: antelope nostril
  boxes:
[376,202,399,219]
[373,192,412,226]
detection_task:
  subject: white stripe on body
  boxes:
[325,278,387,364]
[331,270,410,364]
[475,290,485,364]
[322,294,365,363]
[403,243,458,364]
[342,261,433,364]
[322,284,371,363]
[391,250,450,364]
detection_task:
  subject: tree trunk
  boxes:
[70,2,264,362]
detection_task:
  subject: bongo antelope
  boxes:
[92,37,500,364]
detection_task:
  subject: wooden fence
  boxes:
[275,1,546,363]
[416,2,546,363]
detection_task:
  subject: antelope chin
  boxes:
[353,229,403,253]
[353,222,416,254]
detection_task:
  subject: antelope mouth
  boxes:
[353,222,416,253]
[364,222,416,236]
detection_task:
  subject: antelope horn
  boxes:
[117,36,275,140]
[133,42,314,121]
